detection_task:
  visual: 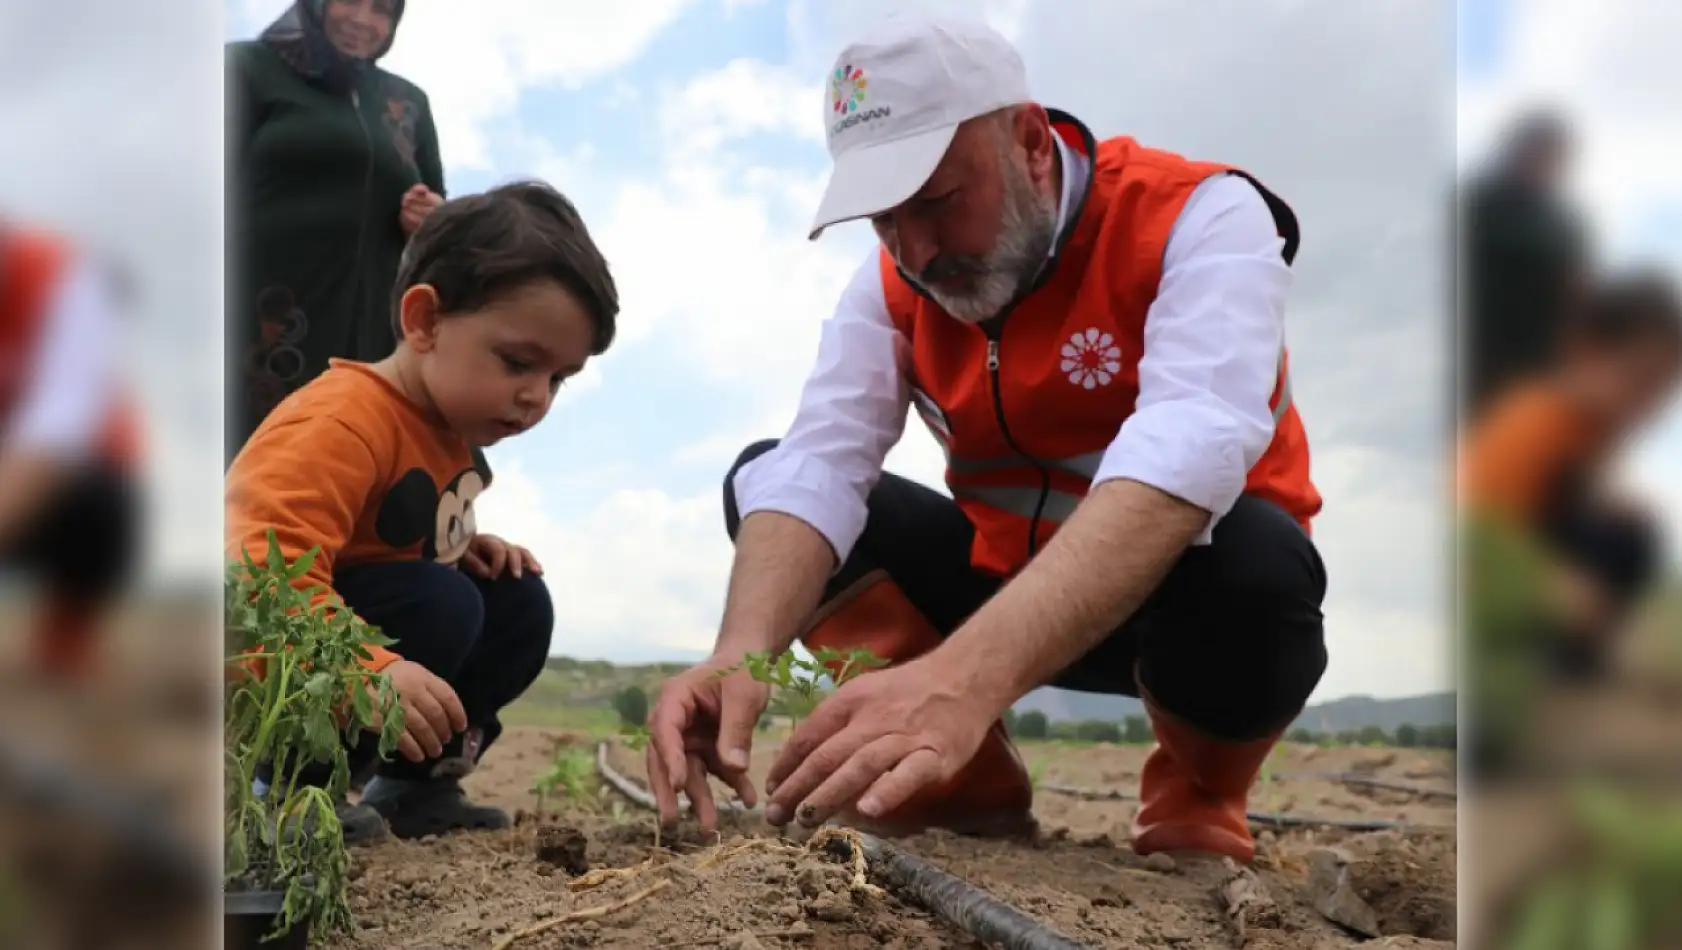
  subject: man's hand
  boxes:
[399,185,444,235]
[464,532,541,579]
[645,655,769,833]
[376,659,469,763]
[762,655,996,829]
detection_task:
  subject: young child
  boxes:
[225,180,618,841]
[1462,269,1681,676]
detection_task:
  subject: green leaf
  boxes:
[350,680,374,729]
[286,545,320,580]
[264,529,287,575]
[304,671,333,699]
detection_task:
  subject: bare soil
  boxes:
[329,728,1457,949]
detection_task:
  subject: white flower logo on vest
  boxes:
[1061,328,1122,389]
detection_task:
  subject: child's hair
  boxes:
[391,180,619,354]
[1564,268,1682,353]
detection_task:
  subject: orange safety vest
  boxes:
[0,229,142,467]
[881,112,1320,577]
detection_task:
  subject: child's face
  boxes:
[400,280,596,447]
[1566,340,1682,433]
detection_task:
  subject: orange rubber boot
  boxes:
[1128,696,1280,863]
[32,597,102,682]
[802,572,1035,838]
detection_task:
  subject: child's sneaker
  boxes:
[360,776,509,839]
[338,800,390,845]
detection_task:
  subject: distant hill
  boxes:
[530,656,694,708]
[1012,687,1454,733]
[535,655,1455,735]
[1288,692,1456,734]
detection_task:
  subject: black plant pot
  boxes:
[224,888,309,950]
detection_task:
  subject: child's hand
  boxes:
[463,532,542,579]
[378,659,468,762]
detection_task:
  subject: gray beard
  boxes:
[929,168,1058,324]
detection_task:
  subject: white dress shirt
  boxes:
[4,254,119,460]
[733,135,1294,562]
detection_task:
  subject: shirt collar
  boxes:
[1049,132,1090,258]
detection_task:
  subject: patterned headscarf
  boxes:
[259,0,406,95]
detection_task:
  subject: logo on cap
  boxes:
[831,64,867,114]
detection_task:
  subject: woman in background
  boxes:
[227,0,445,460]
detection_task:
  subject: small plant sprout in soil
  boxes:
[718,645,889,724]
[225,531,404,944]
[532,744,630,824]
[715,645,887,823]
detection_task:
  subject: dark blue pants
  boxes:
[336,561,554,781]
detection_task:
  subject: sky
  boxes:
[5,1,1672,702]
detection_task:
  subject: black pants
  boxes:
[725,440,1329,742]
[335,561,554,781]
[0,463,138,602]
[1540,497,1663,678]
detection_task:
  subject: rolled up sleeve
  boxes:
[1092,173,1294,544]
[732,252,912,562]
[5,255,118,459]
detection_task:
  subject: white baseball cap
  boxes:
[808,15,1031,241]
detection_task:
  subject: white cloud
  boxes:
[234,0,697,171]
[657,59,819,155]
[474,458,731,658]
[590,161,857,392]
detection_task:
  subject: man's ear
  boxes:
[398,284,442,351]
[1014,104,1056,186]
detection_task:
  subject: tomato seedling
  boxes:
[716,646,888,726]
[224,530,404,942]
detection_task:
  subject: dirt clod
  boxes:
[1306,848,1382,937]
[534,823,590,875]
[1143,852,1177,873]
[805,893,855,922]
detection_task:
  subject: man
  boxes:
[1461,109,1590,419]
[647,15,1327,865]
[0,224,141,681]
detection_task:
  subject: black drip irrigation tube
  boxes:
[593,741,1097,950]
[1271,770,1459,801]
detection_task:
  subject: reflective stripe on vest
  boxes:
[950,484,1085,522]
[946,449,1105,481]
[1270,350,1293,424]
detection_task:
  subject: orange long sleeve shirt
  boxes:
[1459,380,1606,527]
[225,360,491,670]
